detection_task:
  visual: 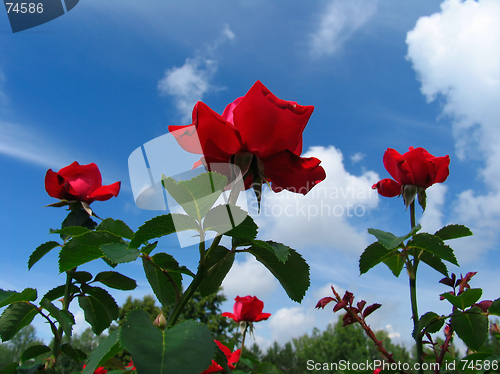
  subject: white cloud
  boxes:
[0,121,71,169]
[310,0,378,57]
[350,152,365,164]
[419,183,447,234]
[158,24,235,122]
[268,306,316,345]
[255,146,379,254]
[221,254,278,299]
[407,0,500,260]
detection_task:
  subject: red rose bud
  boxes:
[45,161,120,207]
[222,295,271,323]
[169,81,326,205]
[490,323,500,335]
[154,313,167,330]
[372,147,450,210]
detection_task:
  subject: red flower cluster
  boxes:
[372,147,449,208]
[222,296,271,323]
[200,340,241,374]
[169,81,326,197]
[45,161,120,205]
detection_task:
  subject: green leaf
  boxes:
[0,288,37,309]
[225,214,258,241]
[0,362,19,374]
[419,251,448,277]
[72,271,93,284]
[129,213,199,249]
[368,224,421,250]
[83,330,123,374]
[101,243,140,264]
[94,272,137,291]
[383,251,405,277]
[203,204,250,236]
[20,345,51,362]
[451,307,488,351]
[413,312,444,339]
[17,360,42,374]
[50,226,90,236]
[251,241,290,263]
[162,172,228,222]
[40,299,75,337]
[257,362,284,374]
[407,233,459,266]
[0,303,38,341]
[97,219,134,239]
[199,246,234,296]
[28,241,61,270]
[43,284,79,302]
[359,242,394,275]
[441,288,482,310]
[142,256,181,308]
[78,286,119,335]
[248,245,309,303]
[59,231,124,272]
[434,224,473,241]
[488,298,500,316]
[60,343,87,362]
[120,309,216,374]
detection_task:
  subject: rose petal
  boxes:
[372,178,401,197]
[89,182,121,202]
[383,148,414,185]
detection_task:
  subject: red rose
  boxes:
[45,161,121,205]
[200,340,241,374]
[169,81,326,196]
[82,364,107,374]
[372,147,449,208]
[222,296,271,323]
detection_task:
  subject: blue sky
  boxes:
[1,0,499,355]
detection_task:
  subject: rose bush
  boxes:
[169,80,326,197]
[222,295,271,323]
[45,161,121,206]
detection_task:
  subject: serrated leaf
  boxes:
[78,286,119,335]
[94,272,137,291]
[248,245,309,302]
[59,231,124,272]
[50,226,90,236]
[251,240,290,263]
[28,241,61,270]
[40,299,75,337]
[101,243,140,264]
[407,233,459,266]
[43,284,79,302]
[383,251,405,277]
[97,219,134,239]
[0,303,38,341]
[441,288,482,310]
[60,343,87,362]
[199,246,234,296]
[435,224,473,241]
[120,309,216,374]
[488,298,500,316]
[225,214,258,241]
[413,312,444,339]
[72,271,93,284]
[83,330,123,374]
[359,242,394,275]
[20,345,51,362]
[0,288,37,309]
[162,172,228,222]
[203,204,250,236]
[129,213,199,249]
[142,256,181,308]
[451,307,488,351]
[419,251,448,277]
[368,224,421,250]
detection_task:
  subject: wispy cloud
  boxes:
[158,24,235,122]
[309,0,377,58]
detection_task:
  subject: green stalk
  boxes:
[408,200,423,374]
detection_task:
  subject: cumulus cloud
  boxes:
[350,152,365,164]
[158,24,235,122]
[310,0,378,57]
[406,0,500,259]
[419,183,447,234]
[268,306,316,345]
[254,146,379,254]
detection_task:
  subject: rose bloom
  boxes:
[200,340,241,374]
[45,161,121,205]
[222,296,271,323]
[169,81,326,196]
[82,364,107,374]
[372,147,450,208]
